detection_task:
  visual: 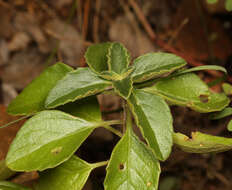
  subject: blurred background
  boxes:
[0,0,232,189]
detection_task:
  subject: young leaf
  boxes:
[207,0,218,4]
[112,76,133,99]
[58,96,102,122]
[0,160,15,180]
[36,156,93,190]
[6,110,100,172]
[173,132,232,153]
[222,83,232,95]
[84,42,111,74]
[209,107,232,120]
[145,73,230,113]
[132,52,186,83]
[45,68,111,108]
[225,0,232,11]
[128,89,173,161]
[7,63,73,116]
[0,181,31,190]
[104,127,160,190]
[107,42,130,74]
[227,120,232,132]
[173,65,227,76]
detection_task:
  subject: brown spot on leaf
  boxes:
[51,147,63,155]
[119,163,124,170]
[199,94,209,103]
[147,182,152,187]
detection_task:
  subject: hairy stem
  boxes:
[92,160,109,169]
[102,125,123,137]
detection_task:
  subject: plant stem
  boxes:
[102,125,123,137]
[92,160,109,169]
[125,104,133,130]
[0,115,30,129]
[0,160,16,180]
[101,120,123,126]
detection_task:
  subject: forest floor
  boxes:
[0,0,232,189]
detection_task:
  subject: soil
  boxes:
[0,0,232,189]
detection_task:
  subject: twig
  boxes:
[128,0,156,40]
[82,0,90,40]
[93,0,101,42]
[0,115,29,129]
[127,0,232,82]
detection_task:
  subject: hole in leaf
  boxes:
[51,147,63,155]
[199,94,209,103]
[119,163,124,170]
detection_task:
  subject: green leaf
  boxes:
[128,89,173,161]
[173,132,232,153]
[207,0,218,4]
[104,127,160,190]
[58,96,102,122]
[36,156,94,190]
[45,68,111,109]
[173,65,227,76]
[6,110,100,171]
[84,42,111,74]
[227,120,232,132]
[132,52,186,83]
[113,76,133,99]
[145,73,230,113]
[99,67,134,81]
[209,107,232,120]
[0,160,15,180]
[107,42,130,74]
[0,181,30,190]
[7,63,73,116]
[222,83,232,95]
[225,0,232,11]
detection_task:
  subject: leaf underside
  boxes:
[173,132,232,153]
[7,63,73,116]
[128,89,173,161]
[0,181,31,190]
[36,156,93,190]
[104,127,160,190]
[6,110,97,171]
[58,96,102,122]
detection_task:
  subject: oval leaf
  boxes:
[0,160,15,180]
[222,83,232,95]
[45,68,111,108]
[210,107,232,120]
[36,156,93,190]
[113,76,133,99]
[107,42,130,74]
[104,127,160,190]
[173,65,227,76]
[84,42,111,74]
[128,89,173,161]
[227,120,232,132]
[173,132,232,153]
[0,181,31,190]
[132,52,187,83]
[7,63,73,116]
[58,96,102,122]
[145,73,230,113]
[6,110,99,171]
